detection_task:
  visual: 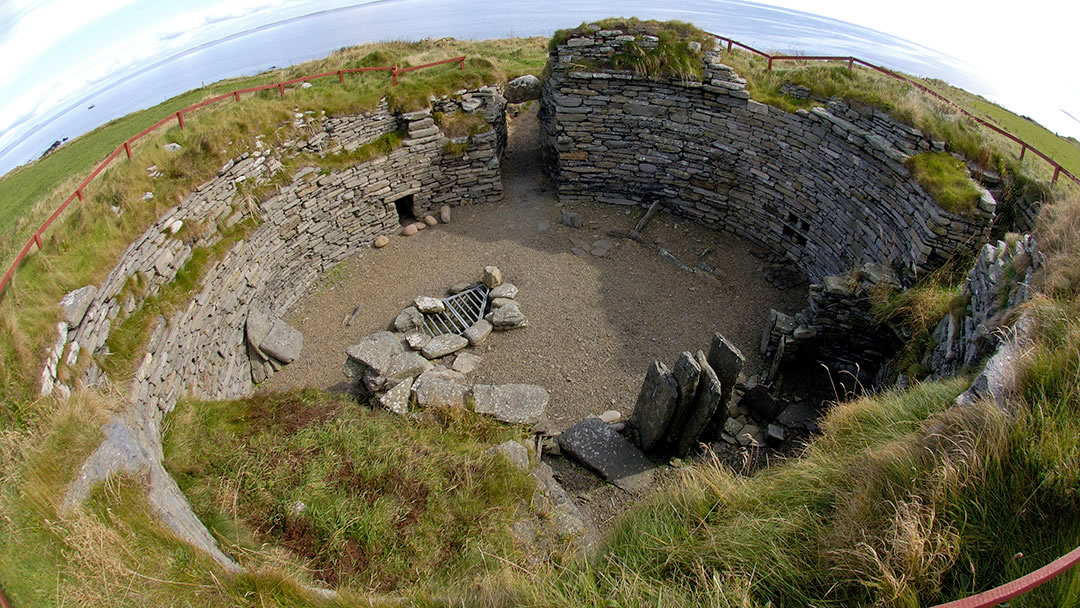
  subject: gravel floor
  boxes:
[264,106,806,429]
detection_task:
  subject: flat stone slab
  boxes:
[422,333,469,359]
[490,282,518,299]
[261,319,303,364]
[451,352,482,374]
[414,295,445,314]
[558,417,656,492]
[59,285,96,327]
[345,331,402,377]
[385,351,433,382]
[473,384,548,424]
[412,368,469,408]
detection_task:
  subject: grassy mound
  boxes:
[164,390,533,593]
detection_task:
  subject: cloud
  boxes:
[156,0,285,42]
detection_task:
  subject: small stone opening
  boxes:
[394,194,416,225]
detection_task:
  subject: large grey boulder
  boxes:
[421,333,469,359]
[385,351,433,382]
[674,351,724,457]
[558,417,655,492]
[59,286,96,327]
[490,283,518,299]
[505,75,542,103]
[261,319,303,364]
[344,331,403,379]
[412,367,470,408]
[473,384,549,424]
[394,306,425,332]
[246,309,274,358]
[490,302,528,330]
[627,361,679,452]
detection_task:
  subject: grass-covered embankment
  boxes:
[163,390,533,593]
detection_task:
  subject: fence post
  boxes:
[33,233,42,250]
[848,57,854,70]
[1053,166,1061,186]
[767,56,773,71]
[727,40,733,52]
[392,66,398,86]
[234,91,240,102]
[176,112,185,129]
[1020,144,1027,160]
[124,141,132,158]
[76,189,83,201]
[278,83,285,97]
[338,70,344,83]
[459,57,464,70]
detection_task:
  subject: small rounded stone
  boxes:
[424,215,438,226]
[440,205,451,223]
[413,221,427,231]
[373,235,390,248]
[402,224,418,236]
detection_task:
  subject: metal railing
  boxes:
[0,56,465,297]
[709,33,1079,189]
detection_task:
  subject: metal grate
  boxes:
[422,284,489,337]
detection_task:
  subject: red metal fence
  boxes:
[0,56,465,297]
[709,33,1079,189]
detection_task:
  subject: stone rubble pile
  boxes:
[344,266,540,423]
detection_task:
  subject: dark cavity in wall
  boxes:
[394,194,417,224]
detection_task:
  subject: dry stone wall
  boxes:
[59,87,507,569]
[540,30,994,284]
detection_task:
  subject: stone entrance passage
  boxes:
[393,193,416,224]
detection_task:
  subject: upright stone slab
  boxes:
[627,360,679,452]
[59,286,97,327]
[675,351,724,457]
[707,332,744,410]
[558,417,655,492]
[663,351,703,451]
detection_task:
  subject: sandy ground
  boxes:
[263,106,807,434]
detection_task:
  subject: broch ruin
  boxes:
[40,23,1045,576]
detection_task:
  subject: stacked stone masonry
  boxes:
[540,30,993,284]
[59,87,507,569]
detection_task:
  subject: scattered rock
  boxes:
[490,302,528,330]
[767,423,786,442]
[373,235,389,248]
[561,209,583,228]
[385,351,433,382]
[394,306,425,332]
[414,295,445,314]
[504,74,542,103]
[464,319,493,345]
[487,440,530,471]
[379,377,413,415]
[412,368,470,408]
[775,402,819,432]
[440,205,451,223]
[59,286,97,327]
[451,352,482,374]
[344,331,402,379]
[421,333,469,359]
[491,297,515,308]
[163,143,182,152]
[260,319,303,364]
[558,417,655,492]
[740,383,782,423]
[482,265,502,288]
[473,384,549,424]
[490,283,518,299]
[627,360,680,452]
[599,410,621,424]
[168,220,184,234]
[413,221,427,231]
[424,214,439,226]
[402,224,418,236]
[405,332,430,350]
[448,281,473,294]
[141,191,154,201]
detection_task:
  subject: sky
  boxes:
[0,0,1078,166]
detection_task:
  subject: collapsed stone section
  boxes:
[59,87,507,569]
[539,29,993,284]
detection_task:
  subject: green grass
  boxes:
[905,152,984,214]
[551,18,712,81]
[163,390,533,594]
